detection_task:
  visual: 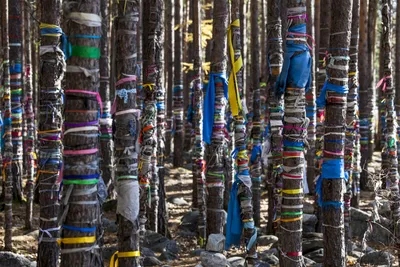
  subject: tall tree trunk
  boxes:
[314,0,320,58]
[192,0,206,246]
[306,0,316,194]
[250,0,261,229]
[205,0,228,236]
[23,0,35,230]
[396,0,400,180]
[60,1,103,266]
[315,0,331,232]
[2,0,14,252]
[345,0,360,251]
[359,0,372,191]
[380,1,400,262]
[265,0,284,236]
[319,0,352,265]
[165,0,174,158]
[10,0,24,203]
[278,1,311,266]
[37,0,64,265]
[205,0,213,65]
[173,0,184,168]
[99,0,115,199]
[112,1,141,266]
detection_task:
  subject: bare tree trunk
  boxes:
[60,1,103,266]
[173,0,184,168]
[112,1,141,266]
[319,0,352,265]
[205,0,228,236]
[265,0,284,236]
[345,0,360,251]
[99,0,115,199]
[23,0,35,230]
[306,0,316,194]
[165,0,174,158]
[2,0,14,252]
[396,0,400,181]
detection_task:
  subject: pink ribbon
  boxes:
[115,75,137,87]
[64,148,98,155]
[65,89,103,115]
[376,75,392,92]
[286,31,316,50]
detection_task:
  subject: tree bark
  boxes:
[265,0,284,236]
[165,0,174,157]
[60,1,103,266]
[396,0,400,181]
[321,0,352,266]
[205,0,228,236]
[173,0,184,168]
[112,1,141,266]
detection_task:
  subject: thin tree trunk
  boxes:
[60,1,103,265]
[345,0,360,251]
[99,0,115,199]
[306,0,316,194]
[396,0,400,181]
[112,1,141,266]
[173,0,184,168]
[380,2,400,263]
[265,0,283,236]
[205,0,213,65]
[23,0,35,230]
[249,0,261,229]
[192,0,206,246]
[165,0,174,158]
[278,1,311,266]
[315,0,331,233]
[2,0,14,252]
[320,0,352,265]
[314,0,320,58]
[260,0,267,84]
[205,0,228,236]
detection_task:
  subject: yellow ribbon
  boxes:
[228,19,243,116]
[143,83,156,91]
[282,189,303,195]
[39,23,62,37]
[110,251,141,267]
[57,236,96,245]
[280,216,303,223]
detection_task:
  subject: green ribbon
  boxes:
[281,211,303,216]
[71,45,100,59]
[63,179,99,185]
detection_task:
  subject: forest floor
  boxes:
[0,152,398,266]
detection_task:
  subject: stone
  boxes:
[158,251,179,262]
[302,232,323,239]
[257,235,278,246]
[102,245,117,261]
[348,250,363,259]
[142,231,170,253]
[166,240,180,254]
[302,238,323,254]
[30,262,37,267]
[167,196,189,206]
[350,207,371,221]
[227,256,245,267]
[303,256,316,266]
[359,251,394,266]
[191,249,206,256]
[259,254,279,265]
[179,210,200,232]
[103,199,117,212]
[0,252,33,267]
[143,256,163,266]
[303,214,317,232]
[102,217,117,233]
[206,234,225,252]
[195,264,204,267]
[200,251,227,267]
[25,230,39,239]
[261,248,279,257]
[142,247,156,257]
[304,249,324,263]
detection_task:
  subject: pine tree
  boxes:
[165,0,174,158]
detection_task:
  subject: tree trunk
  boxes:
[2,0,14,252]
[173,0,184,168]
[278,1,311,266]
[320,0,352,265]
[315,0,331,233]
[306,0,316,194]
[9,0,24,203]
[265,0,284,236]
[112,1,141,266]
[23,0,35,230]
[396,0,400,181]
[205,0,228,236]
[60,1,103,266]
[165,0,174,158]
[99,0,115,199]
[192,0,206,246]
[345,0,360,251]
[380,1,400,262]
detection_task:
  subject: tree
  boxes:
[2,0,14,252]
[205,0,228,236]
[345,0,360,250]
[111,1,142,266]
[165,0,174,157]
[250,0,262,228]
[192,0,206,246]
[60,1,103,265]
[99,0,115,198]
[173,0,184,168]
[265,0,284,235]
[276,0,311,265]
[396,0,400,181]
[318,0,353,265]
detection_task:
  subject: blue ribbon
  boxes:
[202,73,228,144]
[63,173,100,180]
[316,81,349,108]
[225,179,242,250]
[63,225,96,232]
[250,145,262,164]
[9,64,22,74]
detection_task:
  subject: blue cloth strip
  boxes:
[283,140,304,147]
[9,64,22,74]
[316,81,349,108]
[63,225,96,232]
[63,173,100,180]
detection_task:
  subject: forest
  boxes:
[0,0,398,266]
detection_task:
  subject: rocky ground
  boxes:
[0,152,399,266]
